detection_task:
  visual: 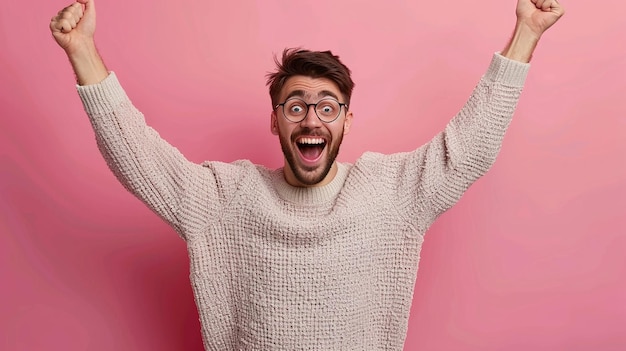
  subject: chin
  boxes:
[292,164,333,186]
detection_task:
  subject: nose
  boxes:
[300,104,322,128]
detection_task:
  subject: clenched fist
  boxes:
[50,0,96,55]
[517,0,565,38]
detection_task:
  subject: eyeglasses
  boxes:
[275,97,348,123]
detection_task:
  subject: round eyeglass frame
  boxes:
[274,97,348,123]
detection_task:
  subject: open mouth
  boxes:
[296,137,327,162]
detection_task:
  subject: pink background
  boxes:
[2,0,625,350]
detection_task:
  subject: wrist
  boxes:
[501,22,541,63]
[66,39,109,85]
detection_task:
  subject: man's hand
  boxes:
[502,0,565,62]
[50,0,107,85]
[516,0,565,40]
[50,0,96,54]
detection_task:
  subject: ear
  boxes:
[270,110,279,135]
[343,110,354,135]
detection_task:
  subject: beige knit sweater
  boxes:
[77,53,529,350]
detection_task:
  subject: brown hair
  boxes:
[266,48,355,109]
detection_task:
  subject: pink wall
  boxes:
[2,1,625,350]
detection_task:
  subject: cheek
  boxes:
[331,125,346,140]
[276,123,295,141]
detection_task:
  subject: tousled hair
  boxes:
[266,48,355,109]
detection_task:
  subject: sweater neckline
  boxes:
[271,163,349,205]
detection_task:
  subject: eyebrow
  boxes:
[285,89,340,101]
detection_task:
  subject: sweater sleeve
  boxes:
[422,53,528,212]
[76,73,219,239]
[361,53,530,230]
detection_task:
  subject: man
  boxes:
[50,0,564,349]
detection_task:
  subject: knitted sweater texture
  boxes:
[77,53,529,350]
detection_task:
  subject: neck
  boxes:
[273,162,348,204]
[284,161,338,188]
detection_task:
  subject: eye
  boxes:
[285,99,307,115]
[317,101,337,116]
[290,104,304,114]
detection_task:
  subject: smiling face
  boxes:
[271,75,353,187]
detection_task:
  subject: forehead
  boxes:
[279,75,342,101]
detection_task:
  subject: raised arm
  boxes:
[50,0,223,239]
[375,0,565,226]
[424,0,564,210]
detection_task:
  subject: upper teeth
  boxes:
[299,138,324,145]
